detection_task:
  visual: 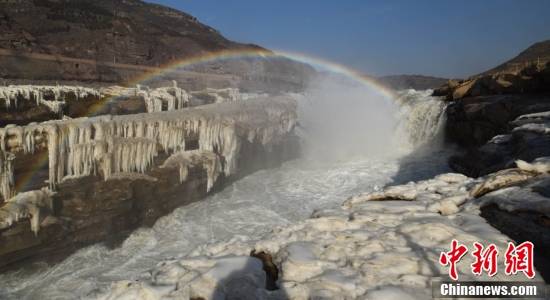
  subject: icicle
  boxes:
[0,96,297,197]
[161,150,221,192]
[0,85,100,114]
[0,151,15,201]
[46,125,59,190]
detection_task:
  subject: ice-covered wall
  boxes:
[190,87,240,104]
[0,83,244,117]
[0,97,297,233]
[0,85,101,114]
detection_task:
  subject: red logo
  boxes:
[471,242,498,277]
[439,239,468,280]
[439,240,535,280]
[504,241,535,279]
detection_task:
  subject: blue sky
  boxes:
[147,0,550,78]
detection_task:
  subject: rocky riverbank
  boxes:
[436,41,550,177]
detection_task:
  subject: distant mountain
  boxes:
[0,0,314,89]
[376,74,449,91]
[481,40,550,75]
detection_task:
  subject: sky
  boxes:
[147,0,550,78]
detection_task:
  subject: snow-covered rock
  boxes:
[93,167,548,299]
[0,188,53,235]
[516,157,550,174]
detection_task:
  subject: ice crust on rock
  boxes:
[0,85,101,114]
[0,84,246,117]
[0,188,53,234]
[469,168,534,198]
[0,97,297,232]
[106,84,244,113]
[516,157,550,174]
[161,150,221,192]
[94,167,548,299]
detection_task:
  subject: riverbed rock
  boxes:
[448,109,550,177]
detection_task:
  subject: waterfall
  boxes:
[395,89,447,147]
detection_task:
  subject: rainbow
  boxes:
[131,48,396,98]
[83,48,397,115]
[12,49,396,195]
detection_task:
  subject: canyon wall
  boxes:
[0,96,300,269]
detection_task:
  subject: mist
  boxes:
[296,72,402,161]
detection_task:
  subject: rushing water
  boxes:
[0,89,451,299]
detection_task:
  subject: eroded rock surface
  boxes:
[449,108,550,176]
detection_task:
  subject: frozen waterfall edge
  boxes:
[0,97,300,269]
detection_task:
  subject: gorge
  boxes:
[0,1,549,299]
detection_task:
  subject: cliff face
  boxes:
[0,0,255,66]
[0,0,315,89]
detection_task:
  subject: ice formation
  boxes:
[0,188,52,235]
[0,85,101,114]
[0,150,15,201]
[0,83,245,116]
[508,109,550,135]
[105,84,242,113]
[516,157,550,174]
[190,87,240,104]
[137,82,190,113]
[0,97,296,231]
[98,83,191,113]
[94,165,548,300]
[161,150,221,192]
